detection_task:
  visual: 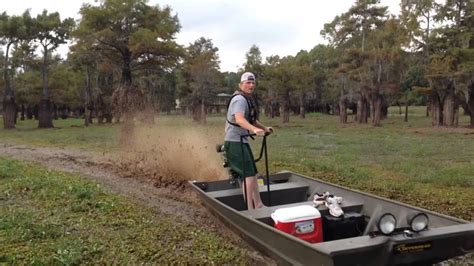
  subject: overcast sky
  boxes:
[5,0,400,72]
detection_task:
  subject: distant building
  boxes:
[215,93,232,106]
[211,93,232,113]
[176,92,232,113]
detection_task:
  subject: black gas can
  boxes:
[322,212,367,241]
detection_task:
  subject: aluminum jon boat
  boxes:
[189,136,474,266]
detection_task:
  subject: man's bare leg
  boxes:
[244,177,255,209]
[248,175,264,209]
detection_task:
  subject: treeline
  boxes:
[0,0,473,130]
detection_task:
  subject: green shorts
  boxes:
[224,141,258,178]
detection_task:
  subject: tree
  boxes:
[222,71,239,93]
[242,45,264,78]
[0,11,29,129]
[399,63,429,121]
[33,10,74,128]
[68,36,102,126]
[178,37,220,123]
[47,61,83,118]
[293,50,315,118]
[242,45,264,112]
[321,0,387,52]
[308,45,334,113]
[262,56,294,123]
[427,0,473,127]
[77,0,182,123]
[11,46,42,120]
[365,18,406,126]
[321,0,390,126]
[136,68,177,114]
[401,0,438,60]
[400,0,438,122]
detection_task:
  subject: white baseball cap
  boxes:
[240,72,256,82]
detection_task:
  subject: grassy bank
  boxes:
[0,158,246,264]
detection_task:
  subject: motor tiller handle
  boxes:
[239,132,271,138]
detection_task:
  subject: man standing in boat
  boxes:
[224,72,273,209]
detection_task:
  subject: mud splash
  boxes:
[115,124,228,188]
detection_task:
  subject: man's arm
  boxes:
[255,120,273,134]
[235,112,265,136]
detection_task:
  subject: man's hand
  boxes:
[253,127,265,136]
[265,127,274,134]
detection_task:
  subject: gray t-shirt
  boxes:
[225,95,251,143]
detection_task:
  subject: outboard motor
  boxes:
[215,144,240,186]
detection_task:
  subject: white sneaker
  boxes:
[332,196,344,204]
[313,193,326,207]
[326,197,344,217]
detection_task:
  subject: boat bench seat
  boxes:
[240,198,365,220]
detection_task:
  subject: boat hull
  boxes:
[190,171,474,265]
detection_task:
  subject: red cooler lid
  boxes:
[271,205,321,223]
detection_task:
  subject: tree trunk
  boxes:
[110,49,143,127]
[381,103,388,120]
[111,83,144,124]
[339,98,347,124]
[96,94,105,124]
[39,46,53,128]
[270,100,277,118]
[38,99,54,128]
[356,96,368,124]
[430,91,442,126]
[119,113,134,147]
[299,92,306,119]
[469,106,474,128]
[370,99,375,124]
[3,96,16,129]
[121,51,132,87]
[357,98,363,123]
[467,82,474,128]
[373,94,383,127]
[282,90,290,123]
[26,105,33,119]
[52,103,58,120]
[200,100,207,123]
[20,105,25,121]
[404,103,408,122]
[85,108,92,126]
[443,84,457,127]
[192,102,199,122]
[3,42,15,129]
[84,67,94,127]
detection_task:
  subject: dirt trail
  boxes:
[0,141,275,265]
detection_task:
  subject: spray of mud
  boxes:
[115,123,228,188]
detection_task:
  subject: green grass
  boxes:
[0,157,247,264]
[0,118,120,151]
[387,105,429,117]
